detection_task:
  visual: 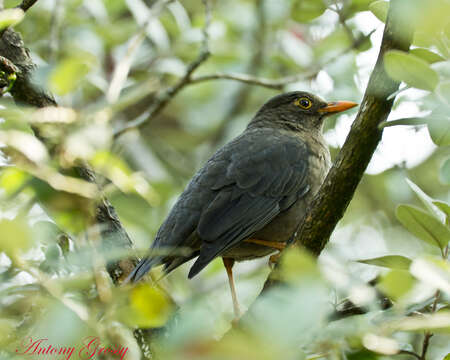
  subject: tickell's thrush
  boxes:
[125,91,358,319]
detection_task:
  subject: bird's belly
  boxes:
[222,145,330,262]
[222,197,309,260]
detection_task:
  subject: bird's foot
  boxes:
[268,252,281,269]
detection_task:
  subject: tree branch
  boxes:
[259,0,415,290]
[0,18,136,284]
[113,27,372,138]
[114,0,211,138]
[17,0,39,12]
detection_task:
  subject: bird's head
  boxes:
[249,91,358,132]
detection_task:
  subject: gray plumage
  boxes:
[126,91,336,282]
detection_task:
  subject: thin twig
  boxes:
[209,0,267,147]
[17,0,38,11]
[48,0,62,61]
[189,71,313,90]
[398,350,421,360]
[420,245,448,359]
[114,0,212,138]
[107,0,175,103]
[114,27,372,138]
[330,1,356,45]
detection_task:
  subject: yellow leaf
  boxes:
[120,284,173,328]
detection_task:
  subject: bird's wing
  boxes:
[125,129,310,283]
[188,129,310,278]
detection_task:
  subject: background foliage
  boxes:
[0,0,449,359]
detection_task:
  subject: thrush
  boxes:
[125,91,357,318]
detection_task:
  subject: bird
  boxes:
[125,91,357,319]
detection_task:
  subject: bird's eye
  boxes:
[295,97,312,109]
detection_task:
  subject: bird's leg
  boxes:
[244,239,286,269]
[222,257,240,321]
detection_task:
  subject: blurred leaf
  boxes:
[348,349,379,360]
[377,269,415,301]
[0,8,24,30]
[279,247,321,283]
[109,192,154,229]
[384,50,439,91]
[363,333,399,355]
[49,56,95,95]
[436,81,450,106]
[39,243,63,274]
[347,0,374,13]
[369,0,388,22]
[410,48,445,64]
[359,255,412,270]
[406,178,445,222]
[389,311,450,333]
[440,158,450,185]
[314,27,352,58]
[379,117,428,128]
[0,130,49,164]
[32,220,63,245]
[291,0,326,23]
[120,283,173,328]
[396,204,450,250]
[0,105,33,133]
[443,353,450,360]
[0,318,17,346]
[0,167,29,195]
[90,151,159,205]
[433,200,450,219]
[410,257,450,295]
[30,107,78,124]
[428,116,450,146]
[0,218,32,263]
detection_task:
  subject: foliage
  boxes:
[0,0,449,359]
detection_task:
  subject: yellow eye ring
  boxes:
[294,97,312,109]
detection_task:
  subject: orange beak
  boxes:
[318,101,358,114]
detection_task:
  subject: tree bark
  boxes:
[0,27,137,284]
[261,0,415,290]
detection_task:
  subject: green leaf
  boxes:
[280,248,321,283]
[0,218,32,263]
[378,269,415,301]
[291,0,327,23]
[440,158,450,185]
[384,50,439,91]
[406,178,445,222]
[436,81,450,106]
[410,48,445,64]
[369,0,389,22]
[359,255,412,270]
[428,116,450,146]
[49,56,94,95]
[379,117,428,129]
[433,201,450,219]
[0,8,24,30]
[396,204,450,250]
